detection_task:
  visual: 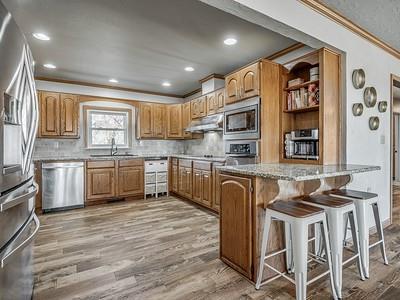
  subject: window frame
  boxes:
[83,105,132,149]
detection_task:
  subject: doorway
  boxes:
[391,74,400,223]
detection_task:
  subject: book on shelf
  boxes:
[287,88,310,110]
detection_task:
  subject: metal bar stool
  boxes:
[299,194,365,299]
[256,200,338,300]
[326,189,389,278]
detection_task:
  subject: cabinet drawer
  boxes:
[157,172,167,182]
[157,183,167,193]
[119,159,144,167]
[171,158,178,166]
[193,161,212,171]
[87,160,115,169]
[179,159,192,168]
[145,172,156,184]
[145,160,168,172]
[145,184,156,194]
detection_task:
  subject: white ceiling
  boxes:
[3,0,296,96]
[320,0,400,52]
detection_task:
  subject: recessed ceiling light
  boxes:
[109,78,118,83]
[43,63,56,69]
[33,32,50,41]
[162,82,171,87]
[224,38,237,46]
[184,66,194,72]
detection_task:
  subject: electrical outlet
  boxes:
[380,134,385,144]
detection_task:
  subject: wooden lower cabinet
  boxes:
[178,166,192,199]
[86,159,144,204]
[201,170,212,207]
[118,166,144,197]
[86,167,116,201]
[219,174,253,279]
[171,164,178,193]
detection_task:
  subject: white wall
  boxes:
[35,80,183,104]
[228,0,400,225]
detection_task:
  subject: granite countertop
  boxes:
[218,163,380,181]
[33,154,227,163]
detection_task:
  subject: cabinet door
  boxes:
[166,104,183,139]
[40,92,60,136]
[86,168,115,200]
[178,166,186,196]
[201,170,212,207]
[191,99,199,119]
[216,89,225,111]
[153,104,165,138]
[206,92,217,115]
[118,166,144,197]
[240,63,260,100]
[225,73,240,104]
[172,164,178,192]
[220,174,252,279]
[60,93,79,137]
[182,102,192,139]
[192,169,202,202]
[185,168,193,199]
[198,96,207,118]
[139,103,154,138]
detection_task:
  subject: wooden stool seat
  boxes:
[327,189,378,200]
[267,200,324,218]
[302,194,353,208]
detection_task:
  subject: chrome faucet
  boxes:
[110,137,118,156]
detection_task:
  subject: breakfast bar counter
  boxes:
[217,163,380,282]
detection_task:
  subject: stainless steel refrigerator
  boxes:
[0,2,40,299]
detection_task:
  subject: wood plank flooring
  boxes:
[33,196,400,300]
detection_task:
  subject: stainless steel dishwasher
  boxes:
[42,162,85,212]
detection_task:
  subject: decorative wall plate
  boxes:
[378,101,388,113]
[352,69,366,89]
[369,116,379,130]
[364,87,377,108]
[352,103,363,116]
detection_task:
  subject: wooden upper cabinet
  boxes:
[225,62,260,104]
[118,166,144,197]
[153,104,165,138]
[219,174,253,279]
[39,91,79,138]
[86,167,116,200]
[216,89,225,111]
[182,102,192,139]
[138,103,154,138]
[166,104,183,139]
[206,92,218,115]
[60,94,79,137]
[40,92,60,136]
[191,96,206,119]
[225,74,240,105]
[240,63,260,99]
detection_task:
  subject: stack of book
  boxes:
[287,84,319,111]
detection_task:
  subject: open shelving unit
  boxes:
[279,48,341,165]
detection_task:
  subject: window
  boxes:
[84,106,131,148]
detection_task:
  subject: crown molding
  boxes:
[299,0,400,60]
[265,42,304,60]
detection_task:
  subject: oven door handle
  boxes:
[0,182,38,212]
[0,213,40,268]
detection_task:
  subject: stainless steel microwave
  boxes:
[223,97,260,140]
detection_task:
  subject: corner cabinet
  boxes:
[38,91,79,138]
[182,102,192,139]
[225,62,260,105]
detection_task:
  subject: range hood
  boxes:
[185,113,223,133]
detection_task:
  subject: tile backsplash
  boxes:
[184,131,225,156]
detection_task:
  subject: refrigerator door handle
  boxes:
[0,213,40,268]
[0,182,38,212]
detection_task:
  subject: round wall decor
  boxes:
[352,69,366,89]
[369,116,379,130]
[364,87,377,108]
[352,103,363,116]
[378,101,388,113]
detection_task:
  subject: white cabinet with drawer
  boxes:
[144,160,168,198]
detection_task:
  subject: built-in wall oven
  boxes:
[223,97,260,140]
[225,140,259,165]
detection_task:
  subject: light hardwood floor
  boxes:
[33,196,400,300]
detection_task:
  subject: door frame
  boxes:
[390,74,400,224]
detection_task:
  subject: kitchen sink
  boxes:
[90,154,138,157]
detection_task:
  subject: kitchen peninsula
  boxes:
[217,163,380,282]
